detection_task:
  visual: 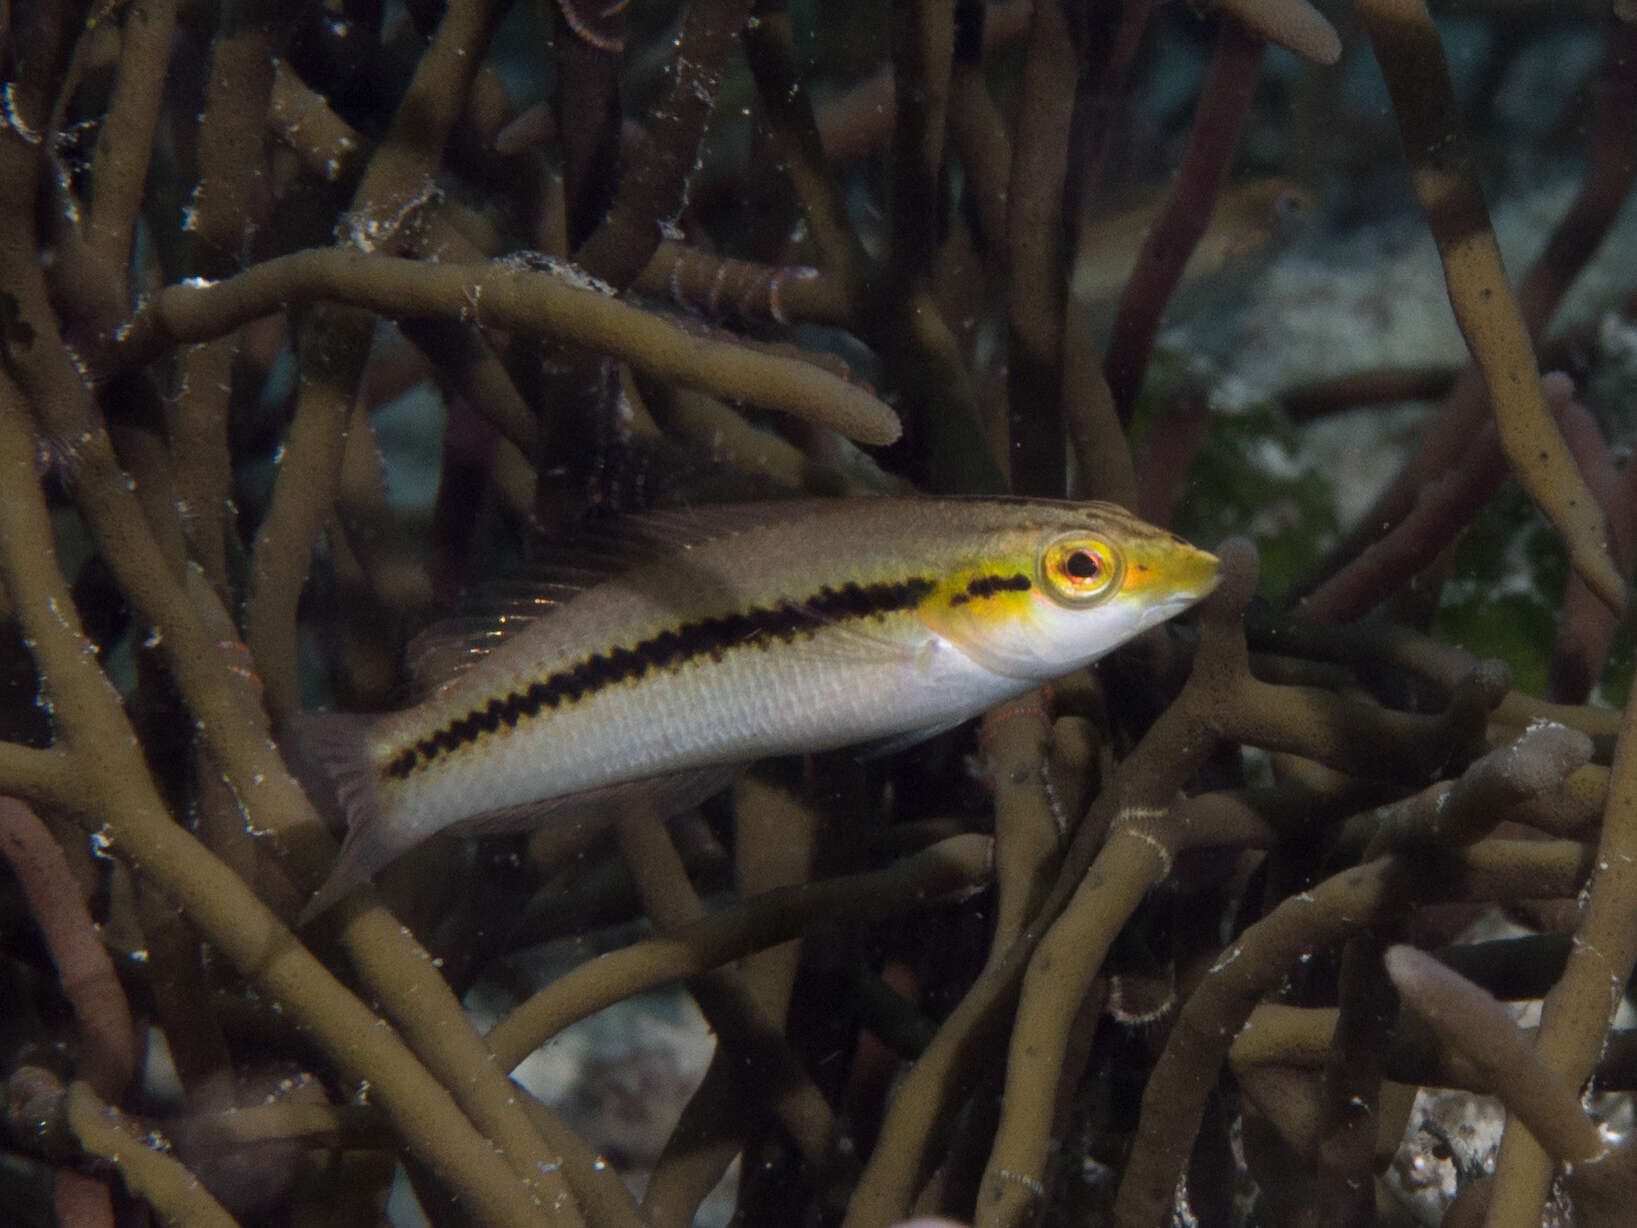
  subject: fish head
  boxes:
[920,506,1219,679]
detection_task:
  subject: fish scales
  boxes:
[298,497,1220,920]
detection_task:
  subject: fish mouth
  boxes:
[1133,547,1220,628]
[1169,545,1222,603]
[1138,586,1213,630]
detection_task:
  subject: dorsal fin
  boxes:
[406,498,861,694]
[403,610,555,693]
[566,499,836,558]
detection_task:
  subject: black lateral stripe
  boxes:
[385,575,937,779]
[948,571,1032,607]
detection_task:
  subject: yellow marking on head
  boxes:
[913,513,1219,677]
[918,563,1038,644]
[1118,535,1221,602]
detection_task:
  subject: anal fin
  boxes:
[448,764,744,836]
[853,718,969,761]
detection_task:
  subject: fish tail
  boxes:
[289,711,410,926]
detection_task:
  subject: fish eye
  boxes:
[1041,536,1122,606]
[1064,550,1101,580]
[1275,185,1312,220]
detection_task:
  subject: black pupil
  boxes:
[1065,550,1101,581]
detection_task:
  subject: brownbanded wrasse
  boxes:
[296,497,1219,921]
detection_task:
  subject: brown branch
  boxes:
[946,54,1011,254]
[54,1169,114,1228]
[0,103,607,1211]
[743,6,1002,492]
[1385,944,1605,1164]
[643,775,822,1228]
[169,0,281,591]
[1300,422,1507,622]
[66,1082,239,1228]
[886,0,956,286]
[1111,837,1596,1228]
[1238,1010,1637,1100]
[1485,640,1637,1222]
[1209,0,1339,64]
[0,386,563,1228]
[244,308,364,718]
[980,693,1062,957]
[575,0,758,287]
[0,742,76,807]
[889,540,1258,1228]
[261,71,558,469]
[1348,4,1631,614]
[611,811,843,1178]
[1003,0,1078,495]
[1059,0,1153,509]
[268,60,366,185]
[553,0,624,247]
[109,250,903,444]
[488,831,993,1071]
[1548,376,1634,702]
[344,0,506,255]
[245,0,508,718]
[743,8,868,294]
[1366,720,1593,853]
[1134,388,1209,526]
[189,0,279,273]
[802,0,1034,167]
[1103,22,1263,419]
[1279,364,1457,420]
[1306,22,1637,605]
[81,0,176,301]
[633,242,847,327]
[0,797,136,1100]
[979,543,1501,1228]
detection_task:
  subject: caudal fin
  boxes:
[288,711,413,926]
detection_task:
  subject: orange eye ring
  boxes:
[1040,536,1122,606]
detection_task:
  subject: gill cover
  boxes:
[922,532,1139,679]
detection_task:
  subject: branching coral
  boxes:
[2,1,1636,1226]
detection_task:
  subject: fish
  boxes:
[295,496,1220,922]
[1070,177,1314,322]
